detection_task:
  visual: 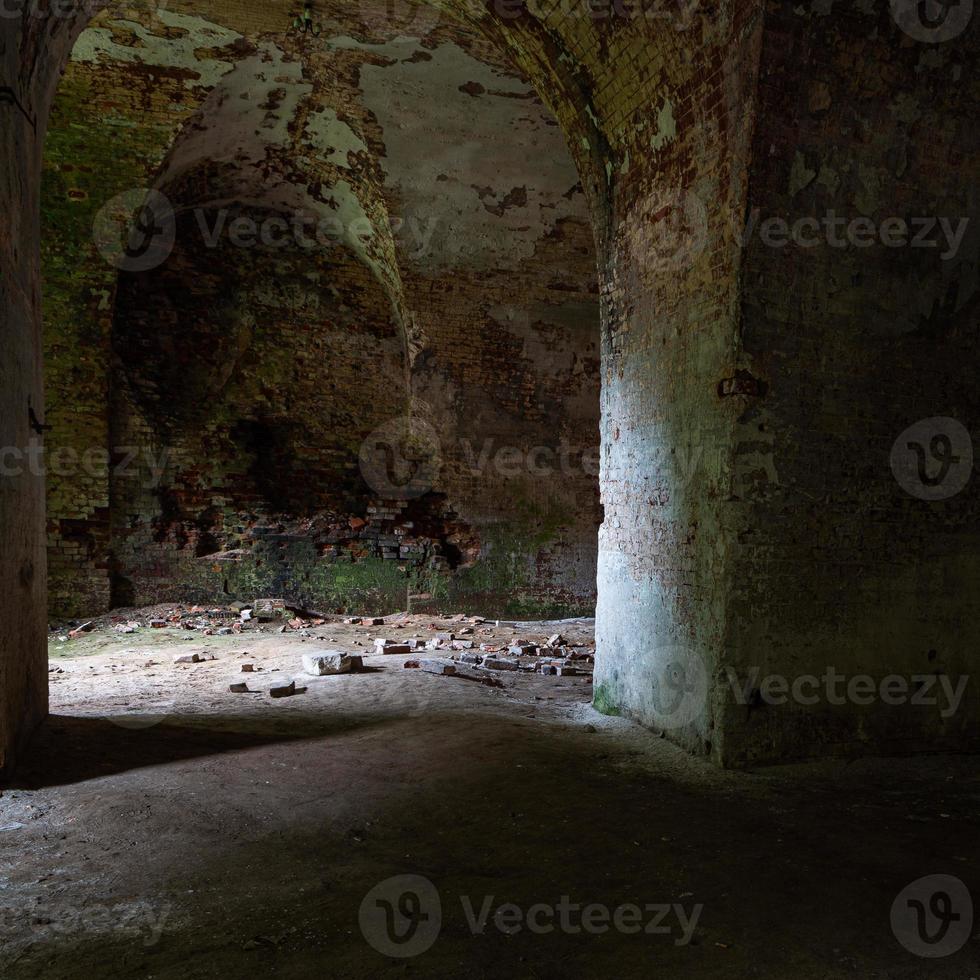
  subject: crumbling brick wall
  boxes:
[41,5,602,619]
[5,0,977,778]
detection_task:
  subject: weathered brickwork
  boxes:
[41,4,602,619]
[717,2,980,764]
[592,4,767,759]
[3,0,976,775]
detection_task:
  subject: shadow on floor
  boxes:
[3,711,394,790]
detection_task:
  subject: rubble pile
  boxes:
[50,600,596,694]
[391,628,595,682]
[50,599,336,642]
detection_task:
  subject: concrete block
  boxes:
[302,651,356,675]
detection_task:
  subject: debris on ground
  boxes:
[302,651,362,675]
[47,604,596,688]
[419,658,503,687]
[254,598,285,621]
[373,639,412,655]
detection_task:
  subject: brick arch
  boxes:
[2,0,771,774]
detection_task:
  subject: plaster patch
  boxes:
[157,44,311,182]
[70,11,242,89]
[304,108,369,168]
[649,97,677,152]
[354,39,585,270]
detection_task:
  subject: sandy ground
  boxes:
[1,611,978,978]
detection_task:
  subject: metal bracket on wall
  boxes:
[0,86,37,134]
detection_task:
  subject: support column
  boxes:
[0,57,48,776]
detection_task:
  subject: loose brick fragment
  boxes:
[302,651,357,675]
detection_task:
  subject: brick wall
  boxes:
[41,4,602,619]
[718,2,980,764]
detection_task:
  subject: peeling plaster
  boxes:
[70,11,242,89]
[649,97,676,152]
[156,44,311,182]
[304,107,370,168]
[353,39,586,270]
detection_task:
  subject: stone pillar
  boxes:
[0,28,49,776]
[591,8,765,759]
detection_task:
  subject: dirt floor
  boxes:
[1,608,978,978]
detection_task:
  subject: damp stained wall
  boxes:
[40,7,601,619]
